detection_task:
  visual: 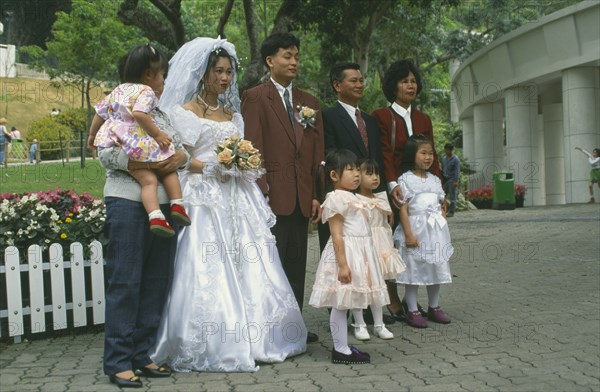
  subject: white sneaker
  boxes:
[353,325,370,340]
[374,325,394,340]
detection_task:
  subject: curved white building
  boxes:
[451,0,600,205]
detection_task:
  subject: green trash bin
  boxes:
[492,171,515,210]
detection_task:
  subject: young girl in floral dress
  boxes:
[89,44,190,237]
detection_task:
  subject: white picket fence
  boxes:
[0,241,105,343]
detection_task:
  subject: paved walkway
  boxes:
[1,204,599,391]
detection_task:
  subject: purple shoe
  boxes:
[331,347,370,364]
[428,307,451,324]
[406,310,428,328]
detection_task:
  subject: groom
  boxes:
[242,33,324,343]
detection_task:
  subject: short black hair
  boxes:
[358,158,380,175]
[260,33,300,67]
[316,149,359,201]
[329,63,360,93]
[122,44,168,84]
[382,60,423,103]
[444,143,454,150]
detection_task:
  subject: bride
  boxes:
[149,37,307,372]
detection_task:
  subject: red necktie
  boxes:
[355,109,369,151]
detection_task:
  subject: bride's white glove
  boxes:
[201,162,219,177]
[216,165,242,182]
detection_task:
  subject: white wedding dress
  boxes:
[150,107,307,372]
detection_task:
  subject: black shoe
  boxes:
[331,346,370,365]
[402,300,428,318]
[307,331,319,343]
[135,365,172,378]
[109,374,143,388]
[386,305,406,322]
[382,313,396,325]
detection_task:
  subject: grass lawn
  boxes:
[1,159,106,199]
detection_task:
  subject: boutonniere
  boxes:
[295,105,318,128]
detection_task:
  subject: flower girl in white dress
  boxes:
[394,135,453,329]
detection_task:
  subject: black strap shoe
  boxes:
[136,365,172,378]
[109,374,143,388]
[307,331,319,343]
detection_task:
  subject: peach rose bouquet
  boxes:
[214,134,265,181]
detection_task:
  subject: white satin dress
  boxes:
[150,108,307,372]
[393,171,453,285]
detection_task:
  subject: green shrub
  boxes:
[26,116,73,160]
[54,108,87,135]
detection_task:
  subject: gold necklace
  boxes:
[196,95,220,111]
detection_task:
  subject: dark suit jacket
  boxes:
[242,80,324,218]
[372,106,441,183]
[323,102,386,192]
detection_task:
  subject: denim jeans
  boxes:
[103,197,177,375]
[444,181,458,213]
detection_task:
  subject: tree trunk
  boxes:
[217,0,236,38]
[118,0,184,51]
[271,0,299,34]
[240,0,300,91]
[240,0,262,91]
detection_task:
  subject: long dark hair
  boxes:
[197,47,238,113]
[401,134,433,174]
[316,149,358,202]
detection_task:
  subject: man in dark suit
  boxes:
[242,33,324,343]
[318,62,386,251]
[319,63,396,327]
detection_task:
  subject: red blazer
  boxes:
[372,106,441,184]
[242,81,324,217]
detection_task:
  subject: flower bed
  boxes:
[467,183,527,209]
[0,189,107,263]
[467,184,493,209]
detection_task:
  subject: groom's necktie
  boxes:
[283,89,295,129]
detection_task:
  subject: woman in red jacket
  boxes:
[372,60,441,321]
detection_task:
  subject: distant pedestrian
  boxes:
[442,143,460,217]
[574,146,600,203]
[0,118,11,164]
[29,139,38,164]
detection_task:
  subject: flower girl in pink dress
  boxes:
[309,149,390,364]
[352,158,406,340]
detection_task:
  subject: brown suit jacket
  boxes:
[372,106,441,183]
[242,80,324,218]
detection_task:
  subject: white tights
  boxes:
[404,284,441,311]
[352,306,385,327]
[330,308,351,354]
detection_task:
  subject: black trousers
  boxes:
[271,202,309,310]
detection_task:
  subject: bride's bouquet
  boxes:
[214,135,265,181]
